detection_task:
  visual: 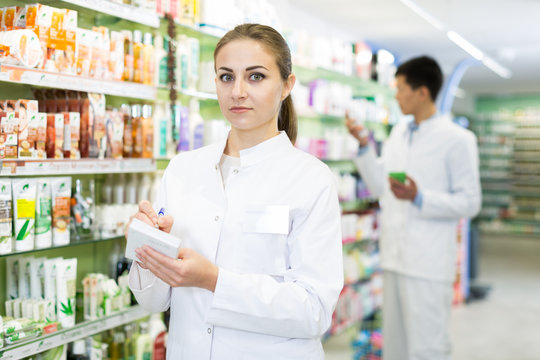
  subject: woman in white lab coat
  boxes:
[127,24,344,360]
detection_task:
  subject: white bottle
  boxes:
[113,174,125,205]
[189,99,204,150]
[101,174,114,204]
[126,174,138,205]
[150,173,162,205]
[154,35,167,88]
[137,173,152,203]
[135,322,152,360]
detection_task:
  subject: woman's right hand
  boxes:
[125,200,174,269]
[345,112,369,147]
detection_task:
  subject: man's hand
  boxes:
[345,111,369,147]
[389,175,418,201]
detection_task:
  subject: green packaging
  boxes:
[12,178,37,252]
[56,258,77,329]
[35,178,53,249]
[0,179,13,255]
[389,172,407,184]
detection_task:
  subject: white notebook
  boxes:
[125,218,182,262]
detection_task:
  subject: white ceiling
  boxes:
[286,0,540,97]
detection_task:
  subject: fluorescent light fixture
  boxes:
[453,87,466,98]
[447,31,484,60]
[400,0,512,79]
[400,0,445,31]
[482,56,512,79]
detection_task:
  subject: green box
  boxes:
[389,172,406,184]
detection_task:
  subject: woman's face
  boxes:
[215,39,294,137]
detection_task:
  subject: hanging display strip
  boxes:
[0,306,150,360]
[0,158,156,176]
[61,0,160,27]
[0,65,156,100]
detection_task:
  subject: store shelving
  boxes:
[0,158,156,176]
[0,306,150,360]
[0,65,156,100]
[0,235,123,258]
[60,0,160,27]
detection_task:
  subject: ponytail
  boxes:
[278,95,297,144]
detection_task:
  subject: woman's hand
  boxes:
[125,200,174,269]
[135,246,219,292]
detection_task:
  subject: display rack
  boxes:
[0,65,156,100]
[472,97,540,236]
[0,235,123,258]
[61,0,160,27]
[0,158,156,176]
[0,306,150,360]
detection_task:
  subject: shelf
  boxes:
[61,0,160,27]
[0,64,156,100]
[340,199,371,213]
[0,306,150,360]
[0,158,156,176]
[0,235,123,258]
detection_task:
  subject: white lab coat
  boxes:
[354,113,481,282]
[129,132,344,360]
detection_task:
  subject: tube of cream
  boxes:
[0,178,13,255]
[35,178,53,249]
[12,178,37,252]
[56,258,77,328]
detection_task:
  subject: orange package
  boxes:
[69,112,80,159]
[29,112,47,159]
[16,99,38,159]
[1,112,19,159]
[75,28,92,77]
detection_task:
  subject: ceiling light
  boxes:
[400,0,511,79]
[447,31,484,60]
[482,56,512,79]
[400,0,445,31]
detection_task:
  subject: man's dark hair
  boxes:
[395,56,443,102]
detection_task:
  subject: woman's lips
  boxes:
[230,106,251,114]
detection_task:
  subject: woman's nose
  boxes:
[232,79,247,99]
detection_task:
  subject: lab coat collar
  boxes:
[212,131,292,168]
[409,112,451,133]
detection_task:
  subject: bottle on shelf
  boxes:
[126,174,138,205]
[69,339,90,360]
[137,173,152,204]
[143,32,155,86]
[154,35,168,88]
[121,104,133,158]
[102,174,114,204]
[123,30,135,82]
[133,30,144,84]
[113,174,125,205]
[189,99,204,150]
[142,104,154,158]
[134,322,152,360]
[148,313,167,360]
[132,105,143,158]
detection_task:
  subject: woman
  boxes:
[128,23,343,359]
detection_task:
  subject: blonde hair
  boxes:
[214,24,297,144]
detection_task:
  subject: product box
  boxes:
[16,99,38,159]
[75,28,92,77]
[1,112,19,159]
[88,93,106,158]
[110,31,125,81]
[126,218,182,262]
[61,9,77,75]
[31,112,47,159]
[54,113,64,159]
[69,112,80,159]
[105,109,123,159]
[26,4,53,70]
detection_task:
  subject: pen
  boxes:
[155,208,165,229]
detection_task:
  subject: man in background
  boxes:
[346,56,481,360]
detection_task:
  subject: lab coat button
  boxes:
[214,216,220,221]
[233,169,239,174]
[207,328,212,334]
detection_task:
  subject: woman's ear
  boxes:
[282,73,296,100]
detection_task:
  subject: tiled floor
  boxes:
[324,234,540,360]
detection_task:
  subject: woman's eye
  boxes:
[249,73,265,81]
[220,74,233,82]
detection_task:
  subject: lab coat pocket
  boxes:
[239,205,290,275]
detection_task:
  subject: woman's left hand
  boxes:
[135,246,219,292]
